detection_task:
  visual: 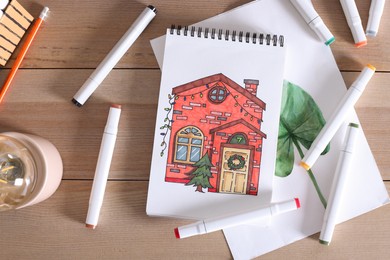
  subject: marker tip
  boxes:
[294,198,301,209]
[86,224,96,229]
[174,228,180,239]
[355,41,367,48]
[299,161,311,171]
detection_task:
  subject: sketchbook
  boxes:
[151,0,389,259]
[146,26,286,220]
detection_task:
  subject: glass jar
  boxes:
[0,132,63,211]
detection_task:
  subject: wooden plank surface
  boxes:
[0,181,389,259]
[0,0,389,259]
[7,0,390,71]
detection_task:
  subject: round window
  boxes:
[208,86,227,103]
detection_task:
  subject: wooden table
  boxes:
[0,0,389,259]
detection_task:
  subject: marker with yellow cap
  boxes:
[340,0,367,47]
[300,64,375,170]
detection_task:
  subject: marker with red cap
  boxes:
[174,198,300,239]
[86,104,121,229]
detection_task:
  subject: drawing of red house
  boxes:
[164,73,266,196]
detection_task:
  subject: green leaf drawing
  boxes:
[275,80,330,208]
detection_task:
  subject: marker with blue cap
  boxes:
[366,0,385,37]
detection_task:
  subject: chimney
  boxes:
[244,79,259,96]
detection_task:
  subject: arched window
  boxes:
[228,133,248,145]
[174,126,204,164]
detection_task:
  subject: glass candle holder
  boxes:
[0,132,63,211]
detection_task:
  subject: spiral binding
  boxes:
[169,25,284,47]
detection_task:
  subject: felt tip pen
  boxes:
[290,0,335,45]
[86,104,121,229]
[174,198,301,239]
[300,64,375,170]
[319,123,359,245]
[72,5,157,107]
[340,0,367,47]
[366,0,385,37]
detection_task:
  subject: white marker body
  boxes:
[319,123,359,245]
[366,0,385,37]
[340,0,367,44]
[302,65,375,169]
[0,0,7,18]
[290,0,334,44]
[86,106,121,228]
[177,199,300,239]
[73,6,156,106]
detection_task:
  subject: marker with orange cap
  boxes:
[340,0,367,47]
[174,198,301,239]
[86,104,121,229]
[301,64,375,170]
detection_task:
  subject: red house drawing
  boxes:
[164,73,266,196]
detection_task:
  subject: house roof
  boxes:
[171,73,266,109]
[209,119,267,138]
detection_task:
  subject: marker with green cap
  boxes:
[319,123,359,245]
[290,0,335,46]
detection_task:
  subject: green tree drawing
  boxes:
[186,153,214,193]
[275,81,330,208]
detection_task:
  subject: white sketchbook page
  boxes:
[146,28,286,220]
[150,0,389,259]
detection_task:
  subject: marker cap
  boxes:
[174,228,180,238]
[366,64,376,71]
[366,0,385,37]
[105,105,122,134]
[271,198,301,215]
[350,25,367,47]
[308,16,335,45]
[351,65,376,92]
[366,30,377,37]
[86,223,96,229]
[355,40,367,48]
[300,161,311,171]
[342,123,359,153]
[39,7,50,20]
[319,239,330,245]
[0,0,8,10]
[175,221,206,239]
[300,145,324,170]
[147,5,157,13]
